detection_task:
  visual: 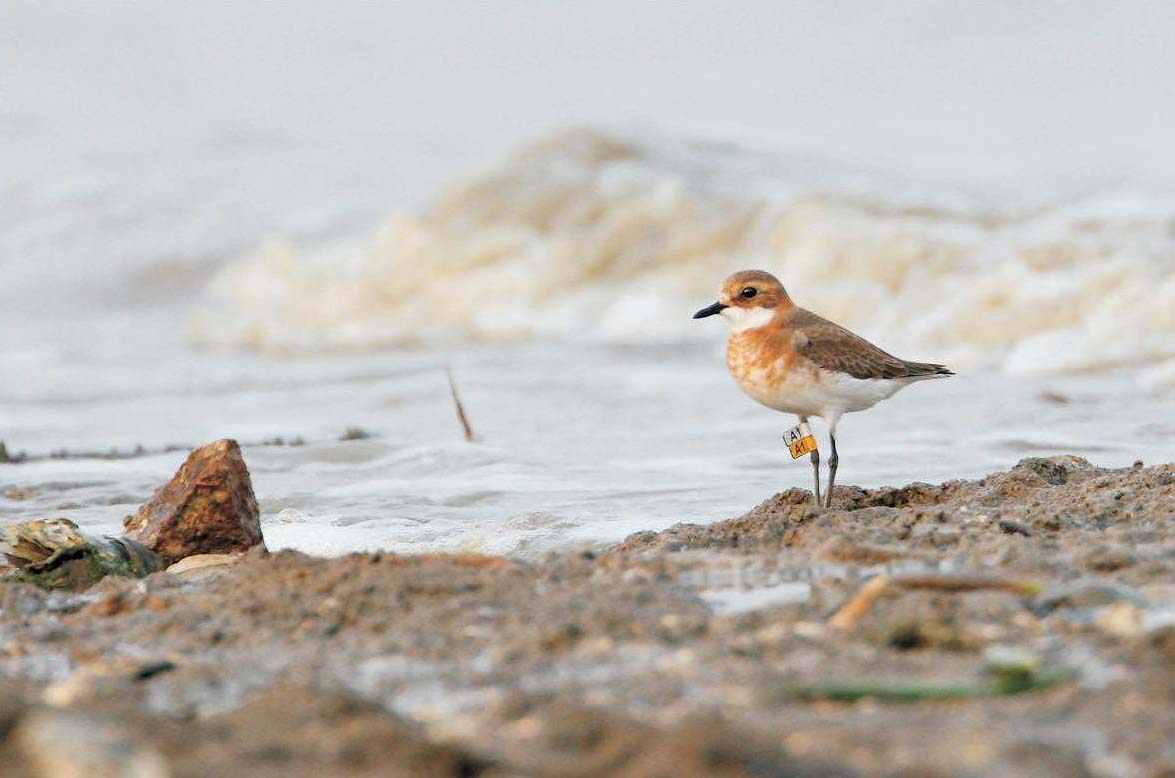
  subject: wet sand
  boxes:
[2,456,1174,777]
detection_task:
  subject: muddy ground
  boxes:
[1,456,1173,777]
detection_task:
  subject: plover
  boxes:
[694,269,953,507]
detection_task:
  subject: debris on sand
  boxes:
[0,518,162,590]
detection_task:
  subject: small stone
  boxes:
[124,440,264,565]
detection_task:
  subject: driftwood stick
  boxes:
[828,574,1043,630]
[828,575,891,630]
[446,369,476,442]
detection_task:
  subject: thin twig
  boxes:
[446,369,476,442]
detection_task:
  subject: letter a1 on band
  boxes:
[783,421,818,459]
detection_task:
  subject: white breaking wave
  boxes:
[191,128,1175,386]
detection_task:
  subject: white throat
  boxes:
[720,305,775,333]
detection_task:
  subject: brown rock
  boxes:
[124,439,264,565]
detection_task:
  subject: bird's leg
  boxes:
[802,415,821,506]
[824,432,839,508]
[809,447,821,505]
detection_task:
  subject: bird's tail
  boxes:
[901,361,954,379]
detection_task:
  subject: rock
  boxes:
[124,440,263,565]
[15,708,170,778]
[1,519,162,591]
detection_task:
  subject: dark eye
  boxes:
[740,287,757,299]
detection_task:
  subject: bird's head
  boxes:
[693,270,792,331]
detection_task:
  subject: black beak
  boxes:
[693,301,728,319]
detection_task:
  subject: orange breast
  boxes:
[726,328,799,382]
[726,328,826,412]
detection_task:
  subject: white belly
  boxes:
[737,367,916,420]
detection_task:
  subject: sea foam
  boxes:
[191,129,1175,385]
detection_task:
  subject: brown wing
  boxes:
[787,308,953,380]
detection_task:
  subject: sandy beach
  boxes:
[2,454,1173,777]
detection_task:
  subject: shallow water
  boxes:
[2,317,1171,556]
